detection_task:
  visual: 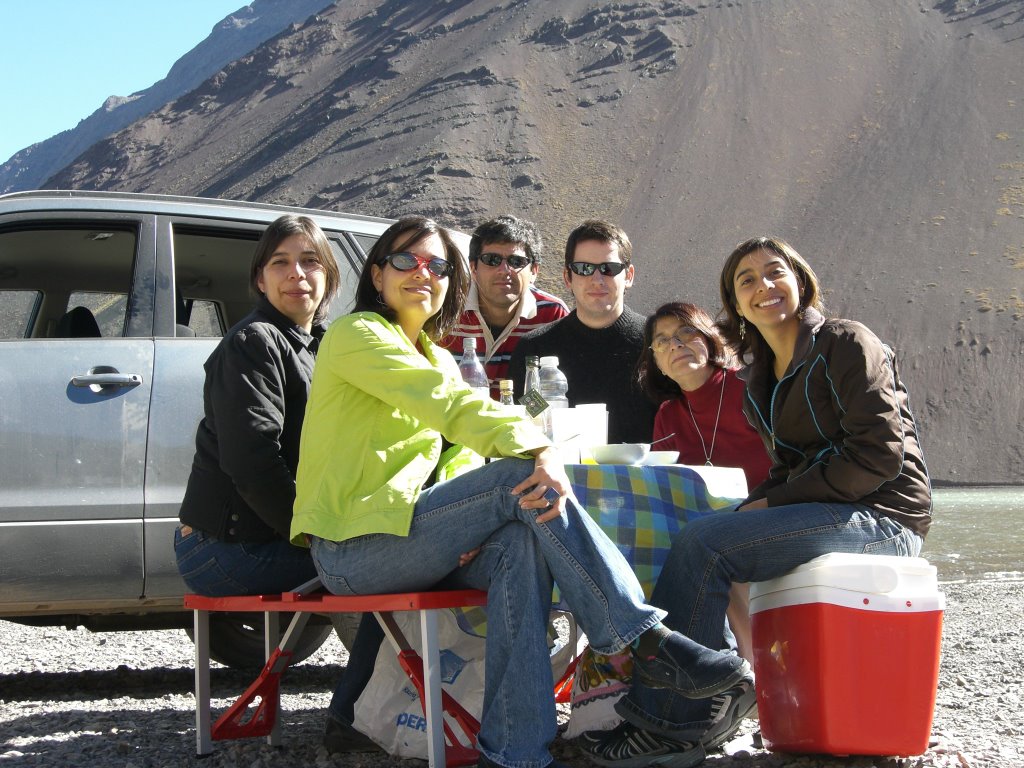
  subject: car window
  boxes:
[0,224,139,339]
[67,291,128,337]
[0,290,38,339]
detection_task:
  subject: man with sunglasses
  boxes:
[441,215,568,398]
[509,220,657,444]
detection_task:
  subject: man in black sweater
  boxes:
[509,219,656,444]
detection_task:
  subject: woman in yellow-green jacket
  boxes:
[291,216,751,768]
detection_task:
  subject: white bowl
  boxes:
[643,450,680,466]
[590,443,650,465]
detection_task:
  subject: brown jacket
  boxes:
[740,308,932,537]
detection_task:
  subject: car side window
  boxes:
[0,290,38,339]
[0,224,138,339]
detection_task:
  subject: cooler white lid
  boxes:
[748,552,938,601]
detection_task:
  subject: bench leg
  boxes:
[421,608,446,768]
[193,609,213,756]
[265,611,282,748]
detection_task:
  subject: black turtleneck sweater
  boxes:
[508,306,656,444]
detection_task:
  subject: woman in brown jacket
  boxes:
[582,237,931,768]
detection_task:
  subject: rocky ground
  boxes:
[1,580,1021,768]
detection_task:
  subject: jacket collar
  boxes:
[465,282,540,321]
[741,306,827,393]
[255,295,326,349]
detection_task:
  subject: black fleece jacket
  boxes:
[179,297,325,542]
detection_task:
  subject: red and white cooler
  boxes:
[749,553,944,757]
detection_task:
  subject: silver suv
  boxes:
[0,191,394,668]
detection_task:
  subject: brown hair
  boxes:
[563,219,632,271]
[249,215,340,326]
[637,302,732,403]
[718,236,824,361]
[352,216,469,341]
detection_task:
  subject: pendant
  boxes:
[705,459,713,466]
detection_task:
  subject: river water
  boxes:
[925,487,1024,583]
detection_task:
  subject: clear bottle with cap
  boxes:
[458,337,490,398]
[538,355,569,410]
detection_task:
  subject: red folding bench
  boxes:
[185,581,488,768]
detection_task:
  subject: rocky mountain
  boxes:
[0,0,331,193]
[41,0,1024,484]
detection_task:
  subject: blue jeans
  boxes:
[616,501,923,736]
[174,527,318,596]
[309,458,665,768]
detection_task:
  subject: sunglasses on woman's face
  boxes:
[475,252,532,271]
[380,251,453,278]
[568,261,629,277]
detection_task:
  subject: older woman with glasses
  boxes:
[636,302,771,489]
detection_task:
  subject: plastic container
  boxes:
[458,337,489,397]
[749,553,944,757]
[538,356,569,408]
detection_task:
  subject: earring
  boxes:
[376,292,386,307]
[738,317,746,340]
[797,306,805,320]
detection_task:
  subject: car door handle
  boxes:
[71,372,144,389]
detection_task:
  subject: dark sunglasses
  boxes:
[379,251,453,278]
[474,252,532,271]
[568,261,629,277]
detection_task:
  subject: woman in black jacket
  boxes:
[582,237,931,767]
[175,215,340,596]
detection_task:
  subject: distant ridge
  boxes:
[29,1,1024,482]
[0,0,331,193]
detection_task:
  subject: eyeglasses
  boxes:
[651,327,702,353]
[568,261,629,277]
[379,251,453,278]
[475,252,532,271]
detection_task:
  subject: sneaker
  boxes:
[323,716,382,754]
[701,680,758,750]
[632,632,753,699]
[578,722,707,768]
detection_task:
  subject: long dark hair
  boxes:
[250,215,340,325]
[353,216,469,341]
[636,302,731,403]
[718,236,824,362]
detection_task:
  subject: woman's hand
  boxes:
[512,446,571,524]
[738,497,769,512]
[459,547,481,566]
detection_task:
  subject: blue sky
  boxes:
[0,0,246,163]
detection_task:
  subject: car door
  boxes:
[0,214,156,609]
[141,214,381,599]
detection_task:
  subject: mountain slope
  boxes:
[46,0,1024,483]
[0,0,331,193]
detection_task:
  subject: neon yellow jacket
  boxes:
[291,312,548,544]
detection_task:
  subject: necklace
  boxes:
[684,372,726,466]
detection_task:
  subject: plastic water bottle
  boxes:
[458,337,490,397]
[538,356,569,410]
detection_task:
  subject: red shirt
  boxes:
[653,367,771,490]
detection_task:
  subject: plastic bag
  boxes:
[354,608,578,759]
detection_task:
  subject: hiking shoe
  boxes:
[632,632,753,699]
[701,680,758,750]
[323,716,381,754]
[578,722,707,768]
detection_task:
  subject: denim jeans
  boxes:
[309,457,665,768]
[616,501,923,736]
[174,527,318,596]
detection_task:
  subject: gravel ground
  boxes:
[1,580,1021,768]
